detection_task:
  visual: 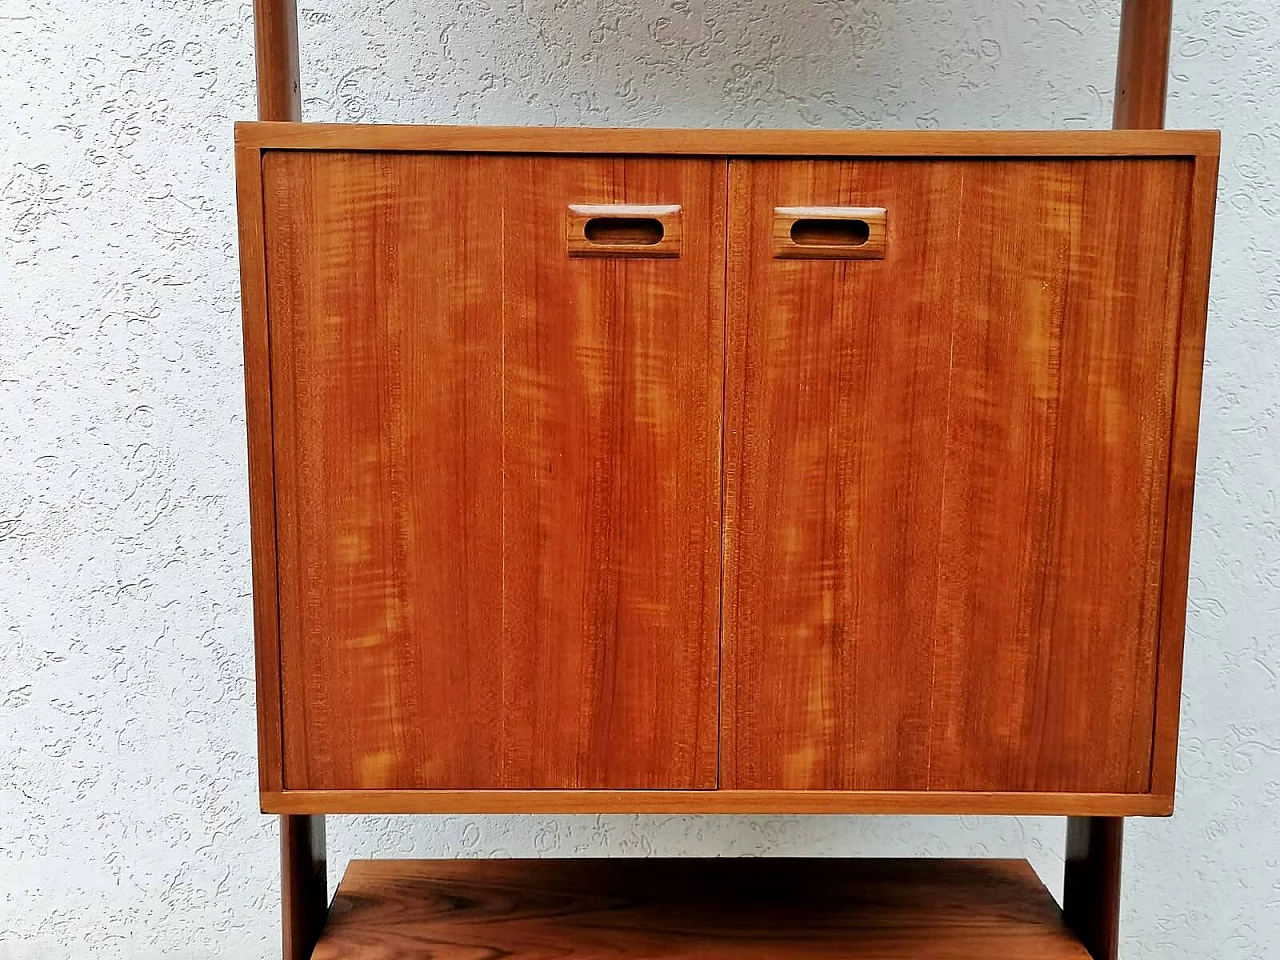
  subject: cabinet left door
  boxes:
[257,151,725,791]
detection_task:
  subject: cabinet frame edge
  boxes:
[260,789,1173,817]
[238,144,286,794]
[1147,148,1220,800]
[233,123,1220,159]
[237,140,1218,810]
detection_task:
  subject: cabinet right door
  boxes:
[723,156,1195,793]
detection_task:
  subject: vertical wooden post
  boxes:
[1063,817,1125,960]
[1113,0,1173,129]
[282,814,328,960]
[254,2,316,954]
[254,0,302,121]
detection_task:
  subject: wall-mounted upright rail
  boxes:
[1114,0,1174,129]
[252,9,310,959]
[253,0,301,122]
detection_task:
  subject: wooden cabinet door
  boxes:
[264,152,724,790]
[723,157,1194,793]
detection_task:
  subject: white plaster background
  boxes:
[0,0,1275,956]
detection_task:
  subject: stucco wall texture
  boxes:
[1,1,1276,957]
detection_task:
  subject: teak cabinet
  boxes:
[238,126,1218,815]
[238,4,1218,959]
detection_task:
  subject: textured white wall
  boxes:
[1,1,1275,957]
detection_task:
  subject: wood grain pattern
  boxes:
[1150,148,1220,797]
[263,151,724,791]
[252,0,300,121]
[1114,0,1173,130]
[236,144,285,793]
[312,858,1090,960]
[238,130,1218,812]
[566,203,682,258]
[772,206,886,260]
[261,788,1172,817]
[724,156,1195,794]
[236,123,1218,159]
[930,156,1191,795]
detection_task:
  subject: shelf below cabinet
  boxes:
[310,857,1090,960]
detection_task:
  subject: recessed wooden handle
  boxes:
[773,206,887,260]
[567,204,682,258]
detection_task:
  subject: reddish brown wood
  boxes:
[723,156,1195,794]
[1063,817,1124,960]
[1150,149,1219,799]
[566,203,683,258]
[1114,0,1174,130]
[235,144,285,793]
[313,858,1090,960]
[262,151,724,791]
[772,206,887,260]
[253,0,300,121]
[236,128,1217,812]
[260,787,1171,816]
[234,124,1218,156]
[1087,13,1177,956]
[282,814,327,960]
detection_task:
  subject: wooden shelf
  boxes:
[312,857,1090,960]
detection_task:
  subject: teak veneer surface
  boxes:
[724,156,1193,794]
[235,122,1217,157]
[261,788,1171,816]
[313,858,1091,960]
[237,127,1218,812]
[264,152,724,791]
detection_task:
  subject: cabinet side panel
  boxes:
[236,145,285,793]
[725,156,1192,794]
[1150,152,1219,798]
[264,151,722,790]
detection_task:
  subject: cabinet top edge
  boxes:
[234,122,1220,159]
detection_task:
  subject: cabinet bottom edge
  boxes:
[261,788,1172,817]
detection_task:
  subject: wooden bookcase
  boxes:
[235,3,1218,958]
